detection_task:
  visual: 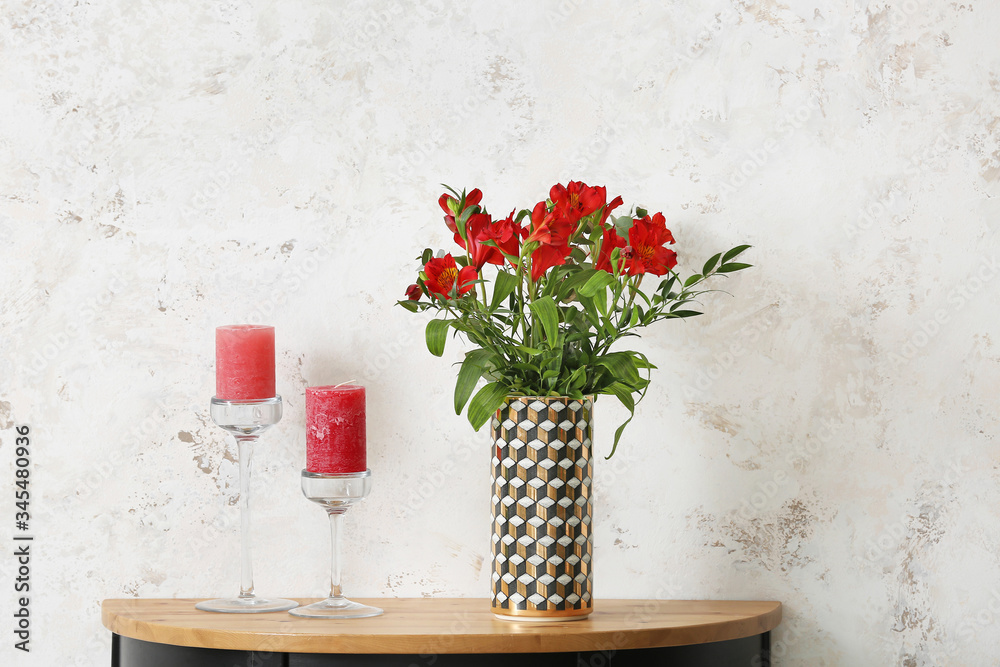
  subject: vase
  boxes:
[490,396,594,621]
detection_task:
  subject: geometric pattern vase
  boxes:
[490,396,594,621]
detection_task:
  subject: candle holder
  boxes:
[290,469,382,619]
[196,396,298,614]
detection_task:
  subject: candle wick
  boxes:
[334,379,357,388]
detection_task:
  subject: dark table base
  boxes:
[113,633,770,666]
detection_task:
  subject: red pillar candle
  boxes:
[306,385,366,474]
[215,325,276,400]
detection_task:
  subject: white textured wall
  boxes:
[1,0,998,664]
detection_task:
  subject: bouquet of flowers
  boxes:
[399,181,750,457]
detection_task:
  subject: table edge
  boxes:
[102,598,782,655]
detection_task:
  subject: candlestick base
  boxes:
[196,596,298,614]
[289,596,382,619]
[292,470,382,620]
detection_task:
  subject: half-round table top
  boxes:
[102,598,781,654]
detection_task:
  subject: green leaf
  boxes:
[577,270,616,298]
[529,296,560,347]
[420,248,434,265]
[602,382,636,459]
[454,349,493,415]
[511,362,539,373]
[603,381,636,412]
[559,268,596,298]
[541,266,575,298]
[722,244,752,263]
[613,215,634,237]
[669,299,694,312]
[667,310,703,318]
[702,252,722,276]
[468,382,509,430]
[595,352,642,387]
[449,320,475,334]
[577,294,602,329]
[716,262,752,273]
[683,274,703,288]
[567,366,588,390]
[593,288,608,317]
[425,319,452,357]
[604,350,656,459]
[632,352,657,370]
[610,420,632,459]
[491,271,519,310]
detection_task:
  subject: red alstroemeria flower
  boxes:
[438,188,483,234]
[524,201,573,247]
[550,181,607,223]
[623,213,678,276]
[454,213,504,269]
[525,201,573,281]
[457,211,529,269]
[424,254,478,299]
[481,209,526,264]
[405,284,422,301]
[594,227,626,273]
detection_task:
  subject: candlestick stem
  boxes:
[238,437,255,598]
[289,470,382,618]
[196,396,296,614]
[328,510,345,601]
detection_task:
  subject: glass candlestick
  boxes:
[289,469,382,619]
[196,396,298,614]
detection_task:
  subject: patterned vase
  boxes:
[490,396,594,620]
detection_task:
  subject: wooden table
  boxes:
[102,598,781,666]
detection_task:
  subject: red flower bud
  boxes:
[439,193,459,215]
